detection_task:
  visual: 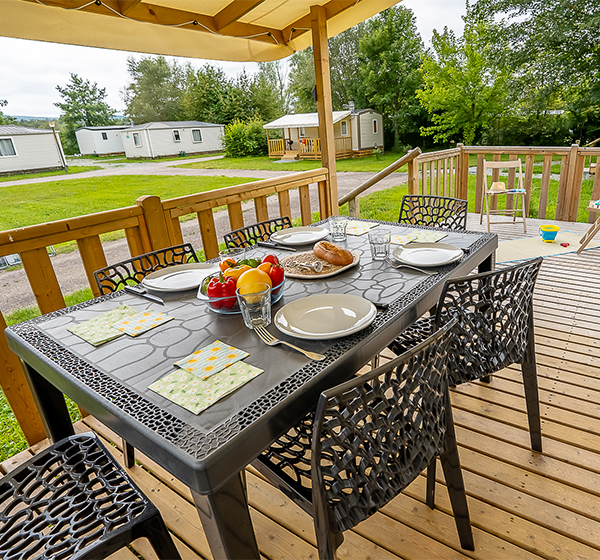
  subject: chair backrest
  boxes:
[399,195,468,231]
[310,319,457,534]
[224,217,292,248]
[435,257,542,384]
[483,159,524,191]
[94,243,199,294]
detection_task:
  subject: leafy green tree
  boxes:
[123,56,185,123]
[358,6,426,150]
[288,48,317,113]
[475,0,600,145]
[223,117,267,157]
[249,61,289,121]
[183,64,233,123]
[0,100,16,125]
[416,11,510,145]
[55,74,116,154]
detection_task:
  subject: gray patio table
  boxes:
[6,220,496,560]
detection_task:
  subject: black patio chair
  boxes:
[253,319,474,559]
[399,194,468,231]
[93,243,199,295]
[0,432,181,560]
[223,216,292,248]
[389,257,543,457]
[93,243,198,467]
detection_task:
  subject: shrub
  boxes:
[223,117,267,157]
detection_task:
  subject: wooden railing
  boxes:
[409,144,600,222]
[299,138,321,157]
[334,136,352,155]
[0,168,330,446]
[268,138,285,156]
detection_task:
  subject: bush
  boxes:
[223,117,267,157]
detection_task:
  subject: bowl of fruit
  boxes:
[198,253,285,314]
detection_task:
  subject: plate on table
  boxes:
[391,243,463,268]
[142,263,219,292]
[280,251,360,279]
[270,226,329,246]
[274,294,377,340]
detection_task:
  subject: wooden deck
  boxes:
[3,214,600,560]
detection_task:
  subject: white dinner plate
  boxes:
[270,226,329,246]
[274,294,377,340]
[142,263,219,292]
[391,243,463,268]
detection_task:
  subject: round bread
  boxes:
[313,241,353,266]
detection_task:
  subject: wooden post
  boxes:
[590,156,600,223]
[348,198,360,218]
[557,144,579,221]
[311,5,338,218]
[0,312,46,445]
[20,248,65,315]
[136,195,172,250]
[407,158,417,195]
[77,236,108,298]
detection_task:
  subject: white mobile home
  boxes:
[75,125,130,155]
[264,109,384,160]
[121,121,224,159]
[0,125,67,175]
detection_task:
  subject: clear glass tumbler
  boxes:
[236,282,272,328]
[329,215,349,242]
[368,229,391,260]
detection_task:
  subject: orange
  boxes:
[257,262,272,274]
[219,258,237,272]
[223,265,252,284]
[236,268,272,291]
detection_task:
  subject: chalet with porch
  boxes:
[264,109,383,160]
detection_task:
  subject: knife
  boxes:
[257,241,297,252]
[124,285,165,305]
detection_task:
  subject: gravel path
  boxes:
[0,160,407,314]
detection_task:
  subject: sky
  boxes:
[0,0,466,118]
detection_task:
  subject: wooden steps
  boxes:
[4,214,600,559]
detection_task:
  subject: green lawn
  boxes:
[176,153,409,173]
[0,165,102,183]
[71,152,225,165]
[0,174,258,231]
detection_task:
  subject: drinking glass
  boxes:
[329,215,349,242]
[368,229,391,260]
[236,282,271,328]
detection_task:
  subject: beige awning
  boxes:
[0,0,399,62]
[263,111,351,129]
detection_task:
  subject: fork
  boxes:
[384,257,436,276]
[254,325,326,361]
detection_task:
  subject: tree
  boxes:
[0,100,16,125]
[416,11,510,145]
[288,48,317,113]
[122,56,185,123]
[249,61,289,121]
[55,74,116,154]
[358,6,426,150]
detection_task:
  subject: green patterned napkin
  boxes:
[67,305,138,346]
[149,362,263,414]
[346,220,380,235]
[111,310,174,337]
[391,230,448,245]
[174,340,249,380]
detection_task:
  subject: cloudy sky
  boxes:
[0,0,466,118]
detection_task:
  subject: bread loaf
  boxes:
[313,241,353,266]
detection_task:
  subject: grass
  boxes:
[176,152,409,173]
[0,165,102,183]
[0,174,258,231]
[72,151,225,165]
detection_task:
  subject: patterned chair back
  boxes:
[224,216,292,248]
[399,195,468,230]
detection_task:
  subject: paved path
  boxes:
[0,159,407,314]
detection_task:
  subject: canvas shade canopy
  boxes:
[263,110,351,129]
[0,0,398,62]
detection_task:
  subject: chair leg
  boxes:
[480,375,492,384]
[426,460,436,509]
[144,514,182,560]
[123,439,135,468]
[440,390,475,551]
[521,321,542,452]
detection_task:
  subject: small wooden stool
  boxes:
[577,202,600,254]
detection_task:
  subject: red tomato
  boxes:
[268,264,285,289]
[261,254,279,266]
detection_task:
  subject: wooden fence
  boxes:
[0,168,330,446]
[409,144,600,222]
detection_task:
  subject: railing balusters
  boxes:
[77,236,108,298]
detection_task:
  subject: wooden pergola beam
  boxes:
[311,5,338,217]
[214,0,266,31]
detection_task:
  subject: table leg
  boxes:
[478,253,493,273]
[192,471,260,560]
[21,361,74,442]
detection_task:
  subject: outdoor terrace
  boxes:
[2,214,599,560]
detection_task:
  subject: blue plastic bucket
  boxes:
[539,225,560,243]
